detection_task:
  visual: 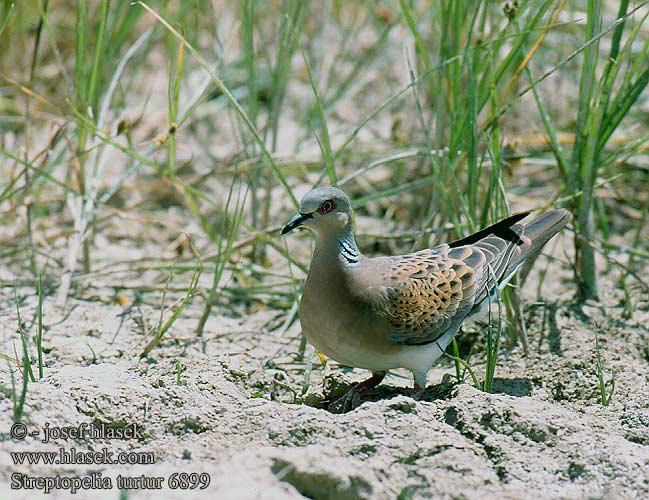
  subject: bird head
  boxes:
[281,186,353,237]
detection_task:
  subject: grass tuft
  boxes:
[595,332,615,406]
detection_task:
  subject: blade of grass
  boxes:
[483,265,504,393]
[36,274,44,379]
[595,332,614,405]
[196,178,250,335]
[10,357,29,424]
[292,18,336,185]
[0,2,14,39]
[137,1,298,208]
[141,256,203,357]
[15,290,35,383]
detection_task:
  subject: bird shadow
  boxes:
[320,375,536,414]
[383,376,534,402]
[345,377,459,409]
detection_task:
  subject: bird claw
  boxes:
[328,385,375,413]
[411,383,425,401]
[326,371,386,412]
[329,383,424,412]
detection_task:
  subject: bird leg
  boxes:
[410,383,425,400]
[329,371,386,412]
[410,371,428,400]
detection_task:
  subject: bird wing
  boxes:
[373,213,531,346]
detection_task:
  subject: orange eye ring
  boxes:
[318,200,335,214]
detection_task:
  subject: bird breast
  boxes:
[299,254,401,369]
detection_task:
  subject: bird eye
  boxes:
[318,200,335,214]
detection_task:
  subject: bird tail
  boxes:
[446,208,571,318]
[449,208,571,293]
[511,208,571,271]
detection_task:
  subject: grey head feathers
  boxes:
[298,186,352,215]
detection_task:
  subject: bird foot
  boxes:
[410,383,425,400]
[327,371,386,413]
[328,387,364,413]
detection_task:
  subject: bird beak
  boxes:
[281,212,313,235]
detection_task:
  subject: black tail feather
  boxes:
[449,211,531,249]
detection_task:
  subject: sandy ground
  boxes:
[1,226,648,499]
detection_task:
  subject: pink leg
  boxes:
[411,371,427,400]
[411,382,425,400]
[354,371,387,393]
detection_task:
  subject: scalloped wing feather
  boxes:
[380,244,490,345]
[349,209,570,347]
